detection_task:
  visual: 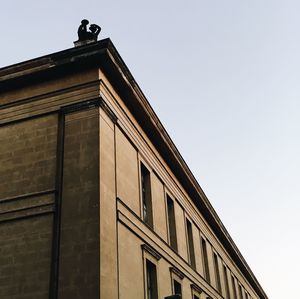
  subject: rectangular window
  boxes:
[167,195,178,251]
[223,265,230,299]
[201,237,210,283]
[146,260,158,299]
[213,252,221,293]
[238,284,243,299]
[141,163,153,228]
[186,219,196,269]
[231,275,237,299]
[173,280,182,296]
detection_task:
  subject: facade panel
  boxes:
[58,108,100,298]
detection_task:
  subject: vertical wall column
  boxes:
[56,102,100,299]
[99,104,118,299]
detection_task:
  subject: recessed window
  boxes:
[223,265,230,299]
[170,267,184,298]
[141,163,153,228]
[146,260,158,299]
[173,280,182,296]
[201,237,210,283]
[167,195,177,251]
[238,284,243,299]
[213,252,221,293]
[186,219,196,269]
[231,275,237,299]
[191,284,202,299]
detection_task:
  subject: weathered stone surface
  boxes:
[58,108,100,299]
[0,215,53,299]
[0,115,57,200]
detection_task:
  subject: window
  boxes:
[146,260,158,299]
[167,195,177,251]
[223,265,230,299]
[186,219,196,269]
[170,267,184,298]
[231,275,237,299]
[213,252,221,293]
[173,280,182,296]
[141,163,153,228]
[191,283,202,299]
[201,237,210,283]
[238,284,243,299]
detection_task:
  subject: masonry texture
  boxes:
[0,39,268,299]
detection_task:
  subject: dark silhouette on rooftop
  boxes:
[77,19,101,42]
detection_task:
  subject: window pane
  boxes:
[146,260,158,299]
[213,253,221,292]
[167,195,177,251]
[201,238,210,283]
[141,163,153,228]
[173,280,182,296]
[186,219,196,269]
[231,275,237,299]
[223,265,230,299]
[239,284,243,299]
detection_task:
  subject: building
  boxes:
[0,33,268,299]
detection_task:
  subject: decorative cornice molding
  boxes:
[141,244,161,261]
[60,96,118,124]
[61,97,101,114]
[169,266,185,280]
[191,284,203,294]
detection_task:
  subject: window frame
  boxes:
[145,260,158,299]
[139,161,153,228]
[200,236,210,283]
[142,244,161,299]
[165,193,178,252]
[213,251,221,293]
[191,283,202,299]
[185,217,196,270]
[170,267,184,298]
[223,264,231,299]
[231,274,237,299]
[238,283,244,299]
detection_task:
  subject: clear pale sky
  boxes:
[1,1,299,298]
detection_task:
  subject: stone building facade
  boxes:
[0,39,268,299]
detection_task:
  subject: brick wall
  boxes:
[0,115,57,299]
[0,107,100,299]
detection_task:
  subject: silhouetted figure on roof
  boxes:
[77,19,101,42]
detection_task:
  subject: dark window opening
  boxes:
[223,265,230,299]
[201,237,210,283]
[146,260,158,299]
[167,195,177,251]
[173,280,182,296]
[213,253,221,293]
[186,219,196,269]
[141,163,153,228]
[238,284,243,299]
[231,275,237,299]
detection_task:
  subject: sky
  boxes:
[1,1,299,298]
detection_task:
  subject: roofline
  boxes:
[0,39,268,299]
